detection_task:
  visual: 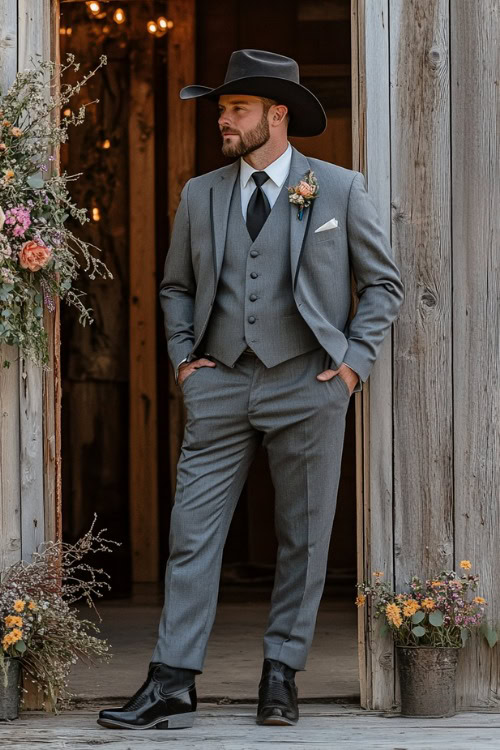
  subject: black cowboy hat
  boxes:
[180,49,327,138]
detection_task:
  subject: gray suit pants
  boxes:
[151,347,350,671]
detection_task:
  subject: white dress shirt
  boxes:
[239,142,292,221]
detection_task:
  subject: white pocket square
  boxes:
[314,218,339,233]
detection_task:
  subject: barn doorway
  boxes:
[59,0,358,700]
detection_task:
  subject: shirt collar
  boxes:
[240,142,292,190]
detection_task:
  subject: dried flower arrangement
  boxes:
[0,53,112,368]
[355,562,498,649]
[0,516,120,712]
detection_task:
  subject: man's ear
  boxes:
[271,104,288,126]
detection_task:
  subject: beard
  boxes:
[220,112,270,158]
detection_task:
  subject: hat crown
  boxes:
[224,49,300,85]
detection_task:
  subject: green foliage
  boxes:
[0,54,113,367]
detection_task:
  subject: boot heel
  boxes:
[157,711,197,729]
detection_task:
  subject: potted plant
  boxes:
[0,517,118,718]
[356,562,498,717]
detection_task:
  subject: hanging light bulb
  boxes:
[87,1,101,15]
[92,206,101,222]
[113,8,126,25]
[102,139,111,149]
[157,17,168,30]
[147,20,157,35]
[63,109,71,117]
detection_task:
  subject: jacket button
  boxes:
[250,250,259,258]
[249,294,257,302]
[248,316,256,324]
[250,272,258,279]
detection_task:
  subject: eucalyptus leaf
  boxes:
[380,621,389,637]
[461,628,469,646]
[27,173,44,189]
[411,625,426,637]
[429,610,444,627]
[411,610,426,624]
[481,625,498,649]
[14,640,26,653]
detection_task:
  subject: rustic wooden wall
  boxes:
[354,0,499,711]
[0,0,59,576]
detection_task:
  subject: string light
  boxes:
[102,139,111,149]
[113,8,125,25]
[147,17,174,37]
[87,1,101,15]
[63,109,71,117]
[92,206,100,221]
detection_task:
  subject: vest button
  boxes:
[250,272,258,279]
[248,316,256,324]
[250,250,259,258]
[249,294,257,302]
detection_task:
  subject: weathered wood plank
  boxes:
[166,0,196,497]
[128,0,158,583]
[0,0,22,574]
[17,0,48,562]
[390,0,453,581]
[353,0,396,712]
[451,0,500,710]
[43,0,61,546]
[1,706,499,750]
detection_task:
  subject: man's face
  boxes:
[218,95,271,158]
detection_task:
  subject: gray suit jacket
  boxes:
[159,147,404,392]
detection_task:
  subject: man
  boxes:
[98,49,403,731]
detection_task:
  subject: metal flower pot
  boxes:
[0,657,21,721]
[396,646,460,717]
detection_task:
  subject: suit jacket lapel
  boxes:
[210,160,239,281]
[288,147,313,287]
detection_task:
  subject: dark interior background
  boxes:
[59,0,356,599]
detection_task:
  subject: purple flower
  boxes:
[4,205,31,237]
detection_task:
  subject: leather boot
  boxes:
[256,658,299,725]
[97,662,197,730]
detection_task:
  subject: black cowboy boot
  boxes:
[256,658,299,726]
[97,662,197,730]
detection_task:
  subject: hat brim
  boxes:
[180,76,327,138]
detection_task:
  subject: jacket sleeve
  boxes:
[159,178,196,380]
[342,171,404,384]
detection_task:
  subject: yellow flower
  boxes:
[9,628,23,642]
[355,594,366,608]
[372,571,384,578]
[2,168,14,182]
[28,601,38,611]
[431,580,444,587]
[460,560,472,570]
[2,120,11,127]
[2,633,14,649]
[385,603,402,628]
[473,596,486,604]
[13,599,25,613]
[421,598,436,611]
[402,599,420,617]
[4,615,23,628]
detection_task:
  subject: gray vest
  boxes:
[200,174,319,367]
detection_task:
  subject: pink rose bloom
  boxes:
[18,240,52,271]
[296,180,314,197]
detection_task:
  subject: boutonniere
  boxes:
[288,170,319,220]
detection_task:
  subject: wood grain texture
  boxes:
[17,0,49,562]
[2,706,500,749]
[390,0,454,583]
[451,0,499,709]
[128,1,158,582]
[353,0,396,711]
[0,0,21,574]
[166,0,196,498]
[43,0,61,546]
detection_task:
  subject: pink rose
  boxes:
[296,180,314,198]
[18,240,51,271]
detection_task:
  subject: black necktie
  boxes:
[246,171,271,241]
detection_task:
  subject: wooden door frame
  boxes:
[352,0,395,710]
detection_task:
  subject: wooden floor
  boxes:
[68,595,359,701]
[3,704,499,749]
